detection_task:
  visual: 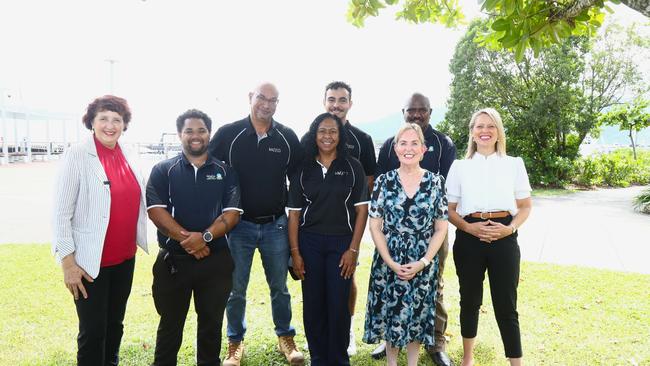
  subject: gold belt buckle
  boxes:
[480,212,490,219]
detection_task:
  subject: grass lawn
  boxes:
[1,244,649,365]
[531,188,577,197]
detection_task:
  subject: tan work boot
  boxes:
[278,335,304,365]
[222,340,244,366]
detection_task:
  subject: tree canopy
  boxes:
[439,20,646,186]
[347,0,649,59]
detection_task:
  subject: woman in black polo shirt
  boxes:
[287,112,369,366]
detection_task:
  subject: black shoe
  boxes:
[429,351,454,366]
[370,343,386,360]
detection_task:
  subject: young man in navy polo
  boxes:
[209,83,305,366]
[373,93,456,366]
[147,109,242,366]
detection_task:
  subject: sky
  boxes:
[0,0,647,143]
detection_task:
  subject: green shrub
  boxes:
[634,187,650,214]
[572,149,650,188]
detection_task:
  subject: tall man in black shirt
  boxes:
[320,81,376,356]
[373,93,457,366]
[209,83,304,366]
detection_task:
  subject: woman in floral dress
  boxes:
[363,123,449,366]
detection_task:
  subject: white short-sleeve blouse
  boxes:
[445,152,532,217]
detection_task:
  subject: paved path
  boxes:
[1,161,648,274]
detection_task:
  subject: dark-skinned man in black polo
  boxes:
[147,109,242,366]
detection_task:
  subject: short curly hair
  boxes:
[176,109,213,133]
[82,95,132,131]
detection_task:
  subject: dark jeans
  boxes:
[453,216,522,358]
[75,257,135,366]
[152,247,234,366]
[300,231,352,366]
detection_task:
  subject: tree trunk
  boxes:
[619,0,650,17]
[555,0,650,21]
[629,127,637,160]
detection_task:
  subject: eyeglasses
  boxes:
[405,108,431,114]
[255,94,279,106]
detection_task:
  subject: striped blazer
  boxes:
[52,136,148,278]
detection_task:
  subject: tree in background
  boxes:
[347,0,649,59]
[438,20,646,186]
[600,97,650,159]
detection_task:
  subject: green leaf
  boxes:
[514,38,527,61]
[482,0,500,11]
[491,18,510,31]
[504,0,516,15]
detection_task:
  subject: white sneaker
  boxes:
[347,322,357,356]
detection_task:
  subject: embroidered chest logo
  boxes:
[268,147,282,153]
[427,145,434,152]
[206,173,223,181]
[334,171,348,176]
[345,143,355,150]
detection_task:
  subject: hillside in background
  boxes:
[356,107,446,143]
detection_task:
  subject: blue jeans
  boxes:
[226,215,296,341]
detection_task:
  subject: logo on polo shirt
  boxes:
[334,171,348,176]
[269,147,282,153]
[206,174,223,181]
[427,145,434,152]
[346,143,355,150]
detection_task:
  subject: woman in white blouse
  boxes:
[446,108,532,366]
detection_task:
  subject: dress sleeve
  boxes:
[514,157,532,199]
[369,173,385,218]
[445,160,461,203]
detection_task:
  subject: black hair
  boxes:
[175,109,212,133]
[303,113,348,161]
[324,81,352,99]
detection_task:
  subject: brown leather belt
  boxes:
[468,211,510,219]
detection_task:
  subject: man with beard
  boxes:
[307,81,375,356]
[371,93,456,366]
[209,83,305,366]
[147,109,242,365]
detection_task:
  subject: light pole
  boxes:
[0,89,9,165]
[105,59,118,94]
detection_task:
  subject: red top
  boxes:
[95,137,140,267]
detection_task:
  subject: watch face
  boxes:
[203,231,213,242]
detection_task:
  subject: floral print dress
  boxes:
[363,169,448,347]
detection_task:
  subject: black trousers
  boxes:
[300,231,352,366]
[453,216,522,358]
[75,257,135,366]
[152,247,234,366]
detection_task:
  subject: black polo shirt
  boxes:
[300,121,377,177]
[209,116,303,220]
[287,156,369,235]
[146,153,242,254]
[376,124,457,179]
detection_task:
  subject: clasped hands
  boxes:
[465,220,512,243]
[388,260,426,281]
[179,230,210,259]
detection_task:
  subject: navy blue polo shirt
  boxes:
[146,153,242,254]
[301,121,377,177]
[376,124,457,179]
[208,116,303,220]
[287,156,369,235]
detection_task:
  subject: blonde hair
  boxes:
[465,108,507,159]
[394,123,425,145]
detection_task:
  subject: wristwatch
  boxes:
[202,230,214,243]
[510,225,518,234]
